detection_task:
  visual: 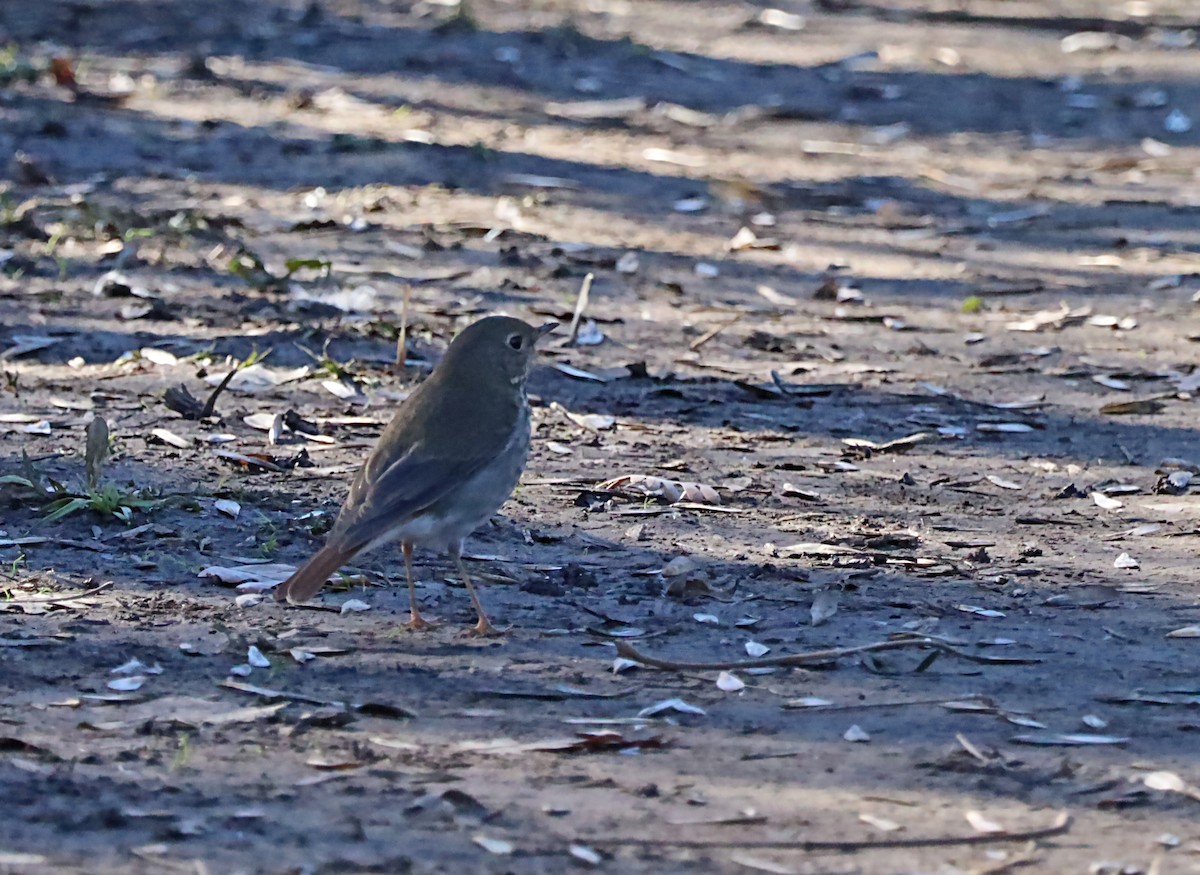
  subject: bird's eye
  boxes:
[507,333,524,350]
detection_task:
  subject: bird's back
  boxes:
[330,359,526,549]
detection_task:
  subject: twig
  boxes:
[200,367,238,419]
[781,694,990,713]
[582,812,1070,851]
[564,272,594,346]
[689,312,742,351]
[220,677,344,708]
[396,282,411,372]
[614,635,1039,671]
[0,581,113,605]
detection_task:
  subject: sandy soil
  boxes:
[3,1,1200,872]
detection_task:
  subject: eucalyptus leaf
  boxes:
[85,417,110,490]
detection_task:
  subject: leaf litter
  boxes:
[2,5,1198,872]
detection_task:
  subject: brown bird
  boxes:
[274,316,556,634]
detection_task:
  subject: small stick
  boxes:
[396,283,411,373]
[782,695,990,714]
[0,581,113,605]
[689,312,742,351]
[614,636,1040,671]
[200,367,238,419]
[564,272,594,346]
[583,811,1071,851]
[220,677,344,708]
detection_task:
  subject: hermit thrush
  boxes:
[274,316,556,634]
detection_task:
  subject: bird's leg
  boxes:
[451,544,507,636]
[401,542,437,631]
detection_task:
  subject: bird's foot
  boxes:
[403,610,439,632]
[466,617,510,637]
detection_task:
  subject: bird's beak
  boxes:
[536,322,559,340]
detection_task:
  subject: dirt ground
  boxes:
[4,0,1200,872]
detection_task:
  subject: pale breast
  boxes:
[406,404,531,550]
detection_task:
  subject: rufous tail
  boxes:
[274,542,354,604]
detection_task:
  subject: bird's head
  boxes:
[441,315,557,387]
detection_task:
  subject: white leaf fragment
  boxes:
[472,836,514,855]
[844,724,870,742]
[965,810,1005,834]
[247,646,271,668]
[859,813,902,832]
[956,604,1006,619]
[810,590,839,626]
[569,844,603,866]
[717,671,745,692]
[111,658,163,676]
[611,657,639,674]
[637,698,707,718]
[1144,771,1186,792]
[106,676,146,692]
[1011,733,1130,746]
[1113,552,1139,569]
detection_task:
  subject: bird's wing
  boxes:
[333,440,498,551]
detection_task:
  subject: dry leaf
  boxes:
[637,698,706,718]
[472,836,514,856]
[1144,771,1187,792]
[599,474,721,505]
[1092,374,1131,391]
[85,416,110,490]
[717,671,745,692]
[758,8,805,30]
[564,410,615,431]
[810,590,839,626]
[551,362,609,383]
[322,379,363,401]
[111,658,162,676]
[859,813,902,832]
[1011,733,1130,746]
[199,564,295,587]
[141,348,179,367]
[1113,552,1139,569]
[977,422,1035,433]
[728,854,798,875]
[150,427,192,449]
[107,676,145,692]
[1101,399,1164,415]
[965,810,1005,834]
[1166,625,1200,638]
[844,724,870,742]
[247,646,270,668]
[956,604,1006,619]
[243,412,278,431]
[783,697,833,709]
[569,844,603,866]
